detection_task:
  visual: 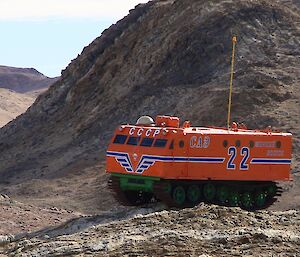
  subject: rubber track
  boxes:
[108,176,283,210]
[153,180,283,210]
[263,183,282,209]
[153,181,175,207]
[108,176,135,206]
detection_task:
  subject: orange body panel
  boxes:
[106,117,292,182]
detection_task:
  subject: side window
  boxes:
[127,136,141,146]
[113,135,127,144]
[154,139,168,148]
[140,138,154,147]
[169,140,174,149]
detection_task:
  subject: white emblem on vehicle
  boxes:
[128,127,161,137]
[190,136,210,148]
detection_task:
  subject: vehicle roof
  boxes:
[184,127,291,136]
[121,124,291,136]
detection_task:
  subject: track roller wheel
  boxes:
[172,185,186,206]
[254,191,266,208]
[203,183,216,202]
[217,186,229,205]
[187,185,201,204]
[229,190,240,207]
[241,192,254,209]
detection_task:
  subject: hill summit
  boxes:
[0,65,58,93]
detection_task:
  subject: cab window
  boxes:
[113,135,127,144]
[153,139,168,148]
[140,138,154,147]
[127,136,141,145]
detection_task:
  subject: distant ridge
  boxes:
[0,65,58,93]
[0,65,59,127]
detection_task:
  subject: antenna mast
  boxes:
[227,36,237,130]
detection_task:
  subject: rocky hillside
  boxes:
[0,0,299,210]
[0,65,58,93]
[1,204,299,256]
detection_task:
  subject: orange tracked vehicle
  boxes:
[106,116,292,209]
[106,37,292,209]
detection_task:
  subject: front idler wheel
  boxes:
[124,191,140,205]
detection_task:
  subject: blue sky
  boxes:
[0,0,148,77]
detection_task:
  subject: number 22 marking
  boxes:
[227,146,250,170]
[227,147,236,169]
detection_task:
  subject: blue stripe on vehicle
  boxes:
[188,157,225,163]
[108,151,134,172]
[107,151,126,156]
[107,151,225,164]
[107,151,291,174]
[143,161,154,164]
[251,159,291,164]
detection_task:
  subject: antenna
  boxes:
[227,36,237,130]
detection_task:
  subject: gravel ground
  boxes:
[1,203,299,256]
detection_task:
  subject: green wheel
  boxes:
[217,186,229,204]
[242,192,254,209]
[229,190,240,207]
[203,183,216,201]
[187,185,200,203]
[255,191,266,208]
[172,186,186,206]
